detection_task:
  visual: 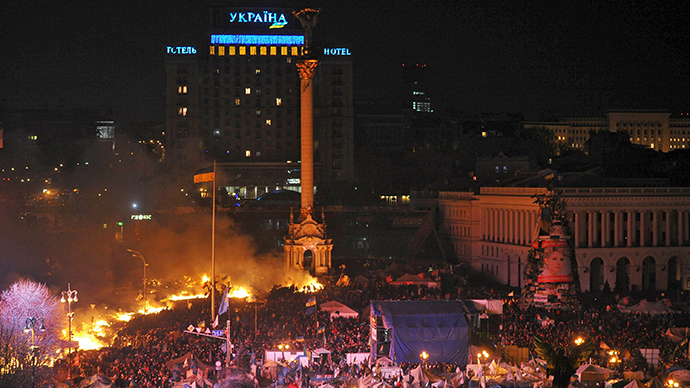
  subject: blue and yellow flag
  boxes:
[305,297,316,315]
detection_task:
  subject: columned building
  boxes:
[524,110,690,152]
[413,186,690,292]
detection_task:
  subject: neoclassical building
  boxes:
[413,185,690,292]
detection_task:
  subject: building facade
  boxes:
[524,110,690,153]
[413,186,690,292]
[166,6,354,200]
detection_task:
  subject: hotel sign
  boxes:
[229,11,289,29]
[323,48,351,56]
[167,46,197,55]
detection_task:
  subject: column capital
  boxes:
[296,59,319,79]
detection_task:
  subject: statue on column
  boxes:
[293,8,319,57]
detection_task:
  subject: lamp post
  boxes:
[278,344,289,362]
[24,317,46,388]
[61,283,77,380]
[127,249,148,312]
[420,351,429,365]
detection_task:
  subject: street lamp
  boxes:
[24,317,46,388]
[420,351,429,364]
[477,350,489,365]
[278,344,289,361]
[127,249,148,312]
[61,283,77,380]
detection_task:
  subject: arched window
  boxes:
[590,258,604,292]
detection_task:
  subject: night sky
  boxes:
[1,0,689,126]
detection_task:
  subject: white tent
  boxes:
[620,300,673,315]
[320,300,360,319]
[577,364,613,382]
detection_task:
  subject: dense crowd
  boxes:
[58,277,690,388]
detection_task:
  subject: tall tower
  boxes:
[284,8,332,275]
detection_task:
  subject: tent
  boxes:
[620,300,673,315]
[320,300,360,319]
[78,374,112,388]
[370,300,469,364]
[623,380,646,388]
[646,378,665,388]
[389,273,440,288]
[577,364,613,382]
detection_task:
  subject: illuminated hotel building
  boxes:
[165,7,354,199]
[524,110,690,153]
[413,182,690,293]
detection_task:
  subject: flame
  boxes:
[202,274,210,283]
[72,331,106,350]
[139,306,167,315]
[228,286,251,299]
[167,291,207,301]
[116,312,134,322]
[299,281,323,293]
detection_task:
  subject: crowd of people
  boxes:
[54,275,690,388]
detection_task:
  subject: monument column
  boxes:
[296,59,319,216]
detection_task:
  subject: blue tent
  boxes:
[370,300,470,365]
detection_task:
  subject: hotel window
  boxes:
[260,46,267,55]
[281,47,288,56]
[245,88,251,95]
[255,110,261,116]
[178,107,188,116]
[228,46,236,55]
[239,46,246,55]
[276,98,282,106]
[250,46,257,55]
[235,98,241,106]
[218,46,225,56]
[178,85,188,94]
[245,150,251,157]
[291,47,299,56]
[266,119,272,126]
[270,46,277,55]
[255,69,261,75]
[210,46,215,55]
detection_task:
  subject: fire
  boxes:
[116,312,134,322]
[72,331,106,350]
[228,286,251,299]
[202,274,210,283]
[167,291,207,301]
[299,281,323,293]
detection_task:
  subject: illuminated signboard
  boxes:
[211,34,304,46]
[131,214,152,220]
[229,11,289,29]
[167,46,197,54]
[210,7,300,31]
[323,48,351,56]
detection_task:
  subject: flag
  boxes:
[194,166,215,183]
[218,286,229,317]
[305,297,316,315]
[317,326,325,334]
[296,336,304,342]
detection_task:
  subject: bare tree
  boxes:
[0,279,65,386]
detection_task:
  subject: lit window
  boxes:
[245,150,251,157]
[276,98,282,106]
[245,88,251,95]
[255,110,261,116]
[178,107,188,116]
[209,46,215,55]
[239,46,246,55]
[291,47,298,56]
[250,46,257,55]
[235,98,241,106]
[266,119,272,126]
[255,69,261,75]
[270,46,277,55]
[229,46,236,56]
[178,85,188,94]
[260,46,267,55]
[281,46,288,56]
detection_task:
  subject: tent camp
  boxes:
[370,300,469,364]
[320,300,360,319]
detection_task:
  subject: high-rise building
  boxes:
[402,63,432,114]
[165,6,354,201]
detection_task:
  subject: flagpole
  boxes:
[211,160,216,322]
